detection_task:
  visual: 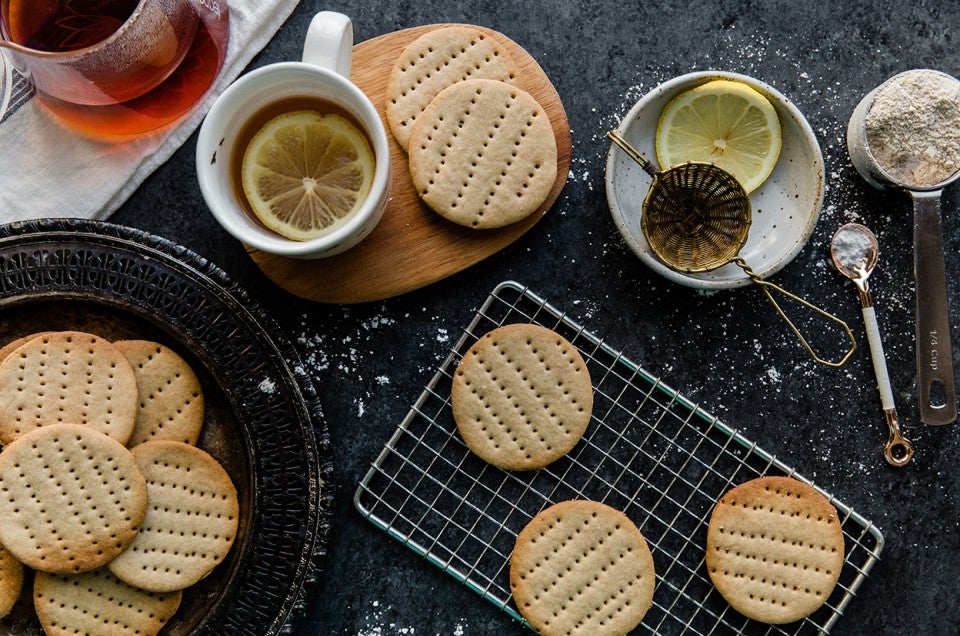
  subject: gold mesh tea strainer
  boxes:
[608,131,855,367]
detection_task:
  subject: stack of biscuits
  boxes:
[0,331,238,636]
[386,26,558,229]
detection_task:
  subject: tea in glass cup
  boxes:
[0,0,230,139]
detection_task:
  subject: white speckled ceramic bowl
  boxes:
[605,71,825,289]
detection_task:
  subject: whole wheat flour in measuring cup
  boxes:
[865,69,960,187]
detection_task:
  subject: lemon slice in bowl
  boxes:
[655,79,782,193]
[241,111,375,241]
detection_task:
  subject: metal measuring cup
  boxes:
[847,70,958,425]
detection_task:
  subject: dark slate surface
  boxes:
[110,1,960,634]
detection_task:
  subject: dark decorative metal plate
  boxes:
[0,219,332,635]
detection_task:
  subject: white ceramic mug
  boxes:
[196,11,391,259]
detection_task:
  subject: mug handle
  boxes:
[302,11,353,78]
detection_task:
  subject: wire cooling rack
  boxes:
[355,281,883,635]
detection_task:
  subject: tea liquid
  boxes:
[2,0,136,52]
[1,0,230,139]
[229,95,373,230]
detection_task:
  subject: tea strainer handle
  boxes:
[733,257,857,367]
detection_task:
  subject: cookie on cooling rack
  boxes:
[705,475,845,624]
[451,323,592,470]
[510,500,656,635]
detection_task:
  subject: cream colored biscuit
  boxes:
[706,476,845,624]
[408,78,557,229]
[0,331,139,445]
[451,323,592,470]
[114,340,204,447]
[510,500,656,635]
[0,542,23,619]
[386,26,518,150]
[0,332,53,365]
[108,441,239,593]
[34,568,182,636]
[0,423,148,574]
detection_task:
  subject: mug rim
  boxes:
[197,61,391,258]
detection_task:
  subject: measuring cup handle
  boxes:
[912,191,957,425]
[302,11,353,78]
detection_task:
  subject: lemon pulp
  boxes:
[655,80,782,193]
[241,110,375,241]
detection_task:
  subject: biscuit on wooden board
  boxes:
[705,475,845,624]
[107,440,239,593]
[408,78,558,229]
[386,26,519,150]
[0,331,138,446]
[0,423,148,574]
[510,500,656,635]
[113,340,205,447]
[451,323,592,470]
[34,568,182,636]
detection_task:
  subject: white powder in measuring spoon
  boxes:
[865,69,960,187]
[833,226,874,272]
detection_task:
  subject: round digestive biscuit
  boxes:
[0,331,138,445]
[451,324,592,470]
[34,568,182,636]
[408,78,558,229]
[107,441,239,593]
[0,332,53,365]
[386,26,519,150]
[0,542,23,619]
[113,340,204,447]
[706,476,845,624]
[0,423,148,574]
[510,500,656,635]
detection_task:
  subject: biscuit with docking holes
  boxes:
[0,542,23,620]
[34,568,182,636]
[451,323,592,470]
[408,78,557,229]
[0,331,138,446]
[510,500,656,635]
[114,340,204,447]
[386,26,519,150]
[0,423,147,574]
[107,440,239,593]
[706,476,845,624]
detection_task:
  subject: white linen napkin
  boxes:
[0,0,300,222]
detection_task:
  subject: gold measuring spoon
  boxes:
[831,223,914,467]
[608,131,856,367]
[847,70,958,425]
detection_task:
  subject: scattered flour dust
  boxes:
[258,377,276,394]
[357,600,469,635]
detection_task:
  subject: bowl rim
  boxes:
[604,70,825,290]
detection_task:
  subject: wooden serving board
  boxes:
[247,23,571,304]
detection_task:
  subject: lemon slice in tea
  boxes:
[241,110,375,241]
[656,80,781,193]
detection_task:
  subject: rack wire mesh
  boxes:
[355,281,883,634]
